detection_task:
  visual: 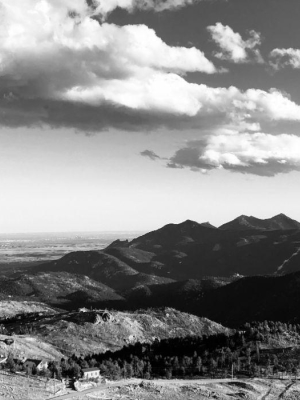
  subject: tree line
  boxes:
[2,320,300,380]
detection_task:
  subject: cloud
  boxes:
[3,0,300,180]
[168,133,300,176]
[141,150,161,160]
[1,0,300,134]
[207,23,263,64]
[92,0,201,17]
[0,0,225,132]
[270,48,300,69]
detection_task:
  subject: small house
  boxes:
[23,359,48,371]
[82,367,100,380]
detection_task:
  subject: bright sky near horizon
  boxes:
[1,0,300,233]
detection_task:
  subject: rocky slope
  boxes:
[0,300,58,319]
[1,306,232,356]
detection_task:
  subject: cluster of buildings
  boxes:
[0,356,48,371]
[0,355,101,381]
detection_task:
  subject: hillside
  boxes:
[197,271,300,327]
[125,277,236,310]
[0,300,58,319]
[0,271,125,308]
[0,334,64,361]
[35,251,174,292]
[0,306,231,356]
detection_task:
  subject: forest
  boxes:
[2,321,300,380]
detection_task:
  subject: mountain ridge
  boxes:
[219,213,300,231]
[31,213,300,283]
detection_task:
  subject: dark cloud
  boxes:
[0,97,200,133]
[140,150,161,160]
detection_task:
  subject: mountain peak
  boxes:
[220,213,300,231]
[181,219,198,225]
[236,215,249,221]
[200,222,217,229]
[273,213,288,219]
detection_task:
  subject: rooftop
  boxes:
[82,367,100,372]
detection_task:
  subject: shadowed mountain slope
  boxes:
[0,271,125,308]
[34,215,300,281]
[125,277,236,310]
[34,251,174,292]
[107,218,300,278]
[197,271,300,327]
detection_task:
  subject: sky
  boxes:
[1,0,300,233]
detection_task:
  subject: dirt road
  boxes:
[47,378,268,400]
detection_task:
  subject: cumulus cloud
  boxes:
[93,0,200,17]
[2,0,300,178]
[207,23,263,64]
[0,0,224,131]
[270,48,300,69]
[1,0,300,134]
[168,133,300,176]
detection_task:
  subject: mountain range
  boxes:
[219,213,300,231]
[2,213,300,327]
[32,213,300,282]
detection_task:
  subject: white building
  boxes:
[82,367,100,380]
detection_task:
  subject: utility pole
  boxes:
[54,372,56,395]
[231,363,234,380]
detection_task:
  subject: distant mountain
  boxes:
[219,213,300,231]
[200,222,217,229]
[0,271,125,308]
[34,251,174,293]
[33,215,300,282]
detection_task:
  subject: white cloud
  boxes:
[1,0,300,175]
[93,0,200,17]
[0,0,216,109]
[2,1,300,178]
[270,48,300,69]
[207,23,263,64]
[169,133,300,176]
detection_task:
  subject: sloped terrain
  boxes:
[0,300,58,319]
[0,372,60,400]
[0,334,64,360]
[125,277,236,310]
[197,271,300,327]
[31,214,300,283]
[0,271,125,308]
[1,307,231,356]
[35,251,174,292]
